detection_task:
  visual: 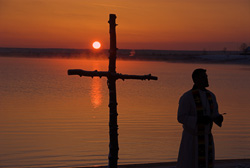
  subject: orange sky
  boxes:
[0,0,249,50]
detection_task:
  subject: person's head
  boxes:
[192,68,209,88]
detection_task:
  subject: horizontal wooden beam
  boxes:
[68,69,158,80]
[68,69,109,78]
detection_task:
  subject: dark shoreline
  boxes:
[1,47,250,65]
[78,159,250,168]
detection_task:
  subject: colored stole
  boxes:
[192,89,214,168]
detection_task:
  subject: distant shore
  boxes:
[78,159,250,168]
[1,47,250,65]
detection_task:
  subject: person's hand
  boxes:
[214,115,223,127]
[197,116,212,125]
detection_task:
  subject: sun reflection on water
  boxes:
[89,62,103,109]
[90,77,102,108]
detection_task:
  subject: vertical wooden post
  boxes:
[108,14,117,74]
[108,14,119,168]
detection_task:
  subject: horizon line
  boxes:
[0,47,242,52]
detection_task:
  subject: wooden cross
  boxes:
[68,14,158,168]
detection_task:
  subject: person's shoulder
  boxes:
[206,89,217,99]
[180,89,193,99]
[179,89,193,104]
[206,89,216,96]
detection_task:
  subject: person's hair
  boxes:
[192,68,206,83]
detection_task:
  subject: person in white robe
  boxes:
[177,69,223,168]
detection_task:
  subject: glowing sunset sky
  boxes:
[0,0,249,50]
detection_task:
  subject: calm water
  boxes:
[0,57,250,167]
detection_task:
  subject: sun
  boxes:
[92,41,101,49]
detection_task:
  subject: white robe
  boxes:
[177,89,220,168]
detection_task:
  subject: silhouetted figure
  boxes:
[177,69,223,168]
